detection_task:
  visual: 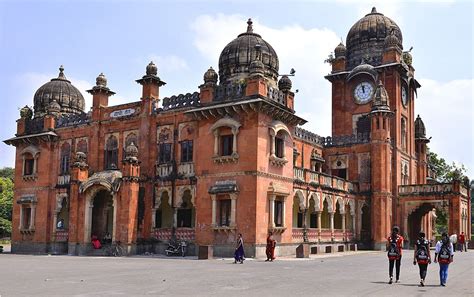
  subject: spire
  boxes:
[247,18,253,33]
[371,80,392,114]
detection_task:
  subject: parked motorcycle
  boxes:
[165,239,186,257]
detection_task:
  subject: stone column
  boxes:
[330,212,335,240]
[352,214,356,237]
[341,211,346,241]
[29,204,37,230]
[230,194,237,227]
[317,211,322,241]
[232,128,239,155]
[213,130,219,156]
[270,132,275,156]
[269,194,276,228]
[211,195,217,227]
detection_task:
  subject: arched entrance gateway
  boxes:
[90,190,114,241]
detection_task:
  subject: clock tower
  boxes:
[325,7,421,248]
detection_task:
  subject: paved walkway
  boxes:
[0,250,472,296]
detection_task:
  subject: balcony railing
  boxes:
[294,167,359,193]
[398,183,454,196]
[177,162,195,177]
[156,163,173,178]
[57,175,70,186]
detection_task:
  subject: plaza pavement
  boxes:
[0,249,472,296]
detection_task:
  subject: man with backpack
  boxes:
[434,232,454,286]
[387,226,404,284]
[413,231,431,287]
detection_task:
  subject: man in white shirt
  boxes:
[449,232,457,252]
[434,232,454,286]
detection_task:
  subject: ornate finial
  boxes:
[146,61,158,76]
[371,7,377,14]
[58,65,66,79]
[96,72,107,87]
[203,66,218,85]
[247,18,253,33]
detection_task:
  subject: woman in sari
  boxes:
[234,233,245,264]
[265,232,276,261]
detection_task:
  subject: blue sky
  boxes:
[0,0,472,177]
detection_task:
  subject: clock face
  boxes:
[401,86,408,106]
[354,82,374,104]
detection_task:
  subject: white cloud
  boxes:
[191,14,340,136]
[416,78,473,175]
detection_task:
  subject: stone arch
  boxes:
[322,194,334,213]
[309,192,321,212]
[83,185,118,243]
[210,116,241,134]
[293,189,305,210]
[268,120,292,139]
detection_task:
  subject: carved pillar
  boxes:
[232,128,238,155]
[269,131,276,157]
[269,194,276,228]
[213,130,219,156]
[211,195,217,227]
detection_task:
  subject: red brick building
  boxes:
[5,8,470,256]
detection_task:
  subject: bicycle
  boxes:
[105,241,124,257]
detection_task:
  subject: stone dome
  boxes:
[346,7,403,69]
[218,18,279,84]
[203,67,218,85]
[33,66,85,118]
[334,42,347,58]
[278,75,292,92]
[371,80,391,113]
[146,61,158,76]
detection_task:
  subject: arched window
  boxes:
[60,142,71,175]
[77,139,88,154]
[105,135,118,169]
[269,121,291,166]
[210,117,241,163]
[21,146,40,178]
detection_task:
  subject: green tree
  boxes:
[0,167,14,181]
[0,176,13,238]
[428,151,470,235]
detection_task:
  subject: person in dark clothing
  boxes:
[387,226,404,284]
[413,231,431,286]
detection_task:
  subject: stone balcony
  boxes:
[398,181,469,197]
[177,162,195,177]
[57,175,70,186]
[293,167,358,193]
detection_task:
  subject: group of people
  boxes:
[233,232,276,264]
[387,226,455,287]
[449,231,468,252]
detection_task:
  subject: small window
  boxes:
[24,157,35,176]
[275,137,285,158]
[218,199,231,226]
[105,136,118,169]
[60,143,71,175]
[22,207,32,229]
[274,200,284,227]
[310,212,318,228]
[159,143,172,163]
[220,135,233,156]
[177,208,192,227]
[155,209,162,228]
[297,211,303,228]
[180,140,193,163]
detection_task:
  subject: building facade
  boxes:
[5,8,471,256]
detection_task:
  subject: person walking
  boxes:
[434,232,454,286]
[234,233,245,264]
[387,226,404,284]
[458,232,466,252]
[449,232,457,253]
[413,231,431,287]
[265,231,276,262]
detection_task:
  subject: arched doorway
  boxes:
[407,202,439,246]
[90,190,114,241]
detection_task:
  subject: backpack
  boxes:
[387,236,400,260]
[438,242,451,264]
[416,240,429,264]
